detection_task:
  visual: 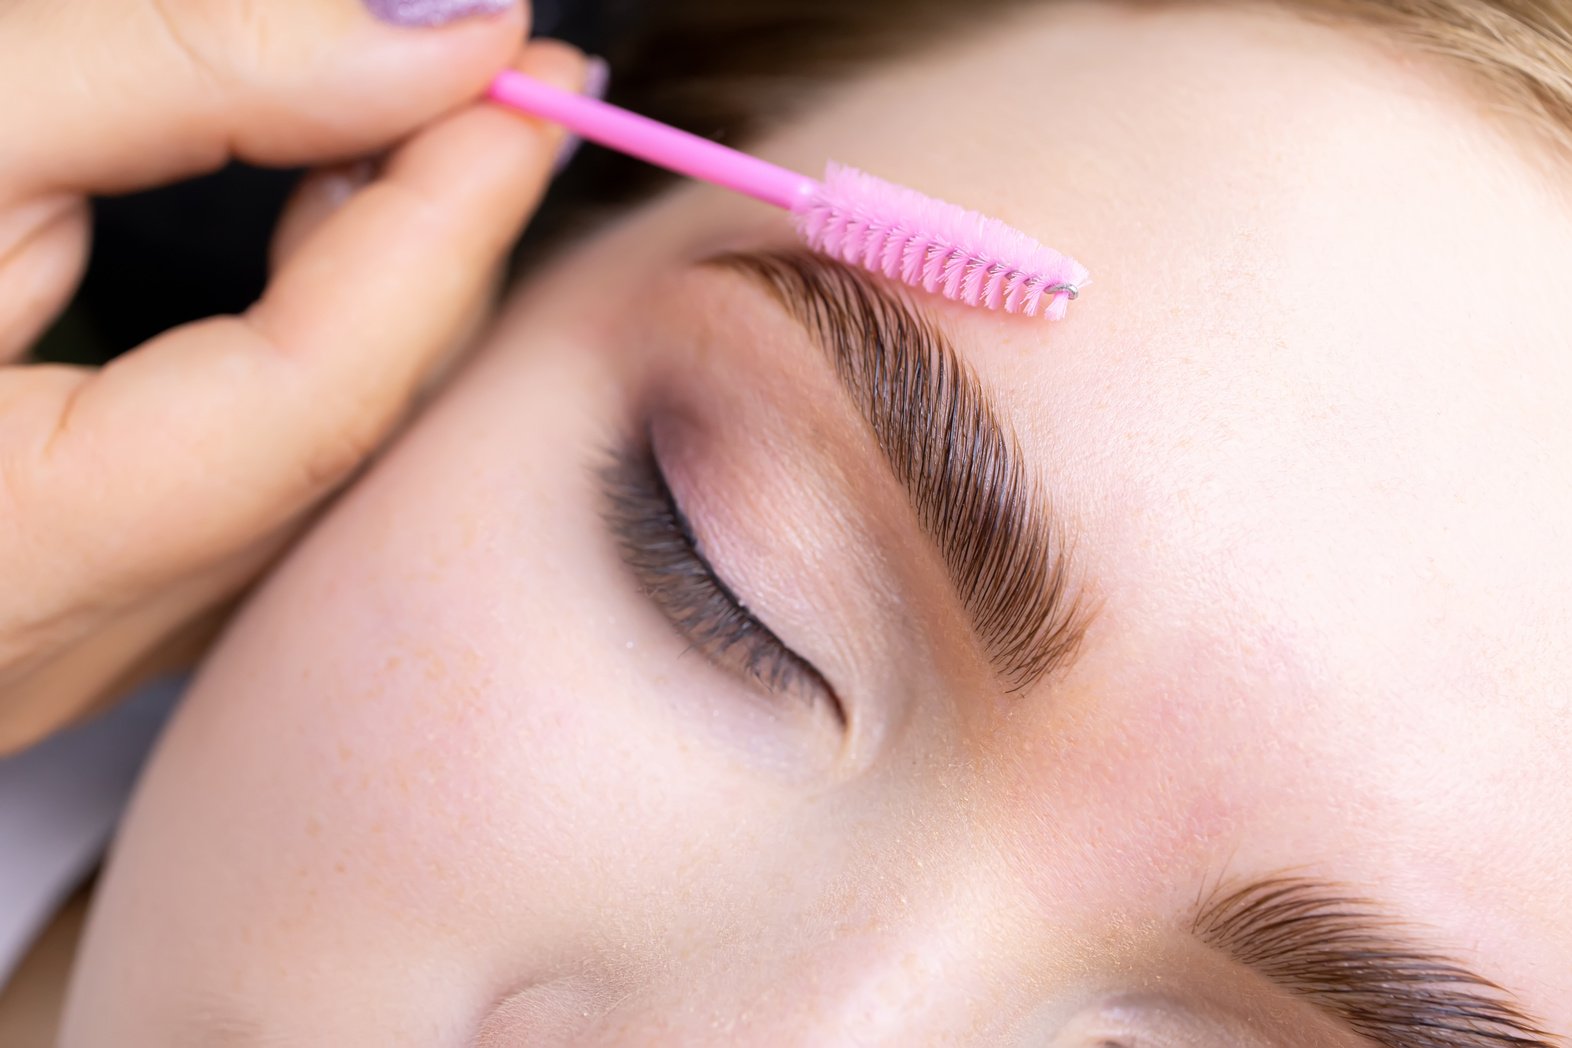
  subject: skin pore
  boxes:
[37,1,1572,1043]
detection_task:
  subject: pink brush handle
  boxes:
[489,70,816,211]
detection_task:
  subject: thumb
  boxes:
[0,0,528,197]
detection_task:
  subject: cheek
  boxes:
[233,347,650,917]
[92,329,776,1017]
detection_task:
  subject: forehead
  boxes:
[629,0,1572,999]
[720,1,1572,704]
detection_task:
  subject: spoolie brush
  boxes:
[489,71,1090,319]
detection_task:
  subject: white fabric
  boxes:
[0,679,181,989]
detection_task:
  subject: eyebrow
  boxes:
[1195,877,1561,1048]
[710,249,1089,693]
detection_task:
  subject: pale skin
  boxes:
[8,1,1572,1044]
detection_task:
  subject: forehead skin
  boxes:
[785,0,1572,1015]
[616,0,1572,1015]
[64,1,1572,1041]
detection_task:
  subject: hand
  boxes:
[0,0,586,753]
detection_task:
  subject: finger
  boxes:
[0,547,262,757]
[0,0,528,198]
[272,162,509,393]
[269,161,380,271]
[2,42,587,612]
[0,195,91,362]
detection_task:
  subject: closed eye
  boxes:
[599,433,846,727]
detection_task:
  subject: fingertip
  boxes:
[516,38,591,90]
[453,39,592,172]
[231,3,535,164]
[334,5,532,119]
[377,39,589,202]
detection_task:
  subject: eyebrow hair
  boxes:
[711,249,1089,692]
[1195,877,1561,1048]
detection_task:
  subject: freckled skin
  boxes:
[62,5,1572,1044]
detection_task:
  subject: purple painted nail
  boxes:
[364,0,516,28]
[552,56,611,174]
[583,55,612,104]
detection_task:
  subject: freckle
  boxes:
[334,861,346,875]
[305,817,322,838]
[412,646,450,684]
[337,742,353,763]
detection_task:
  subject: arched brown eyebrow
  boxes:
[1195,877,1561,1047]
[706,248,1091,693]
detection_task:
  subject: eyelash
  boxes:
[599,436,842,722]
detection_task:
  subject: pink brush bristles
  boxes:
[795,163,1089,320]
[488,71,1091,319]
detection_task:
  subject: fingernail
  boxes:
[552,56,611,175]
[363,0,516,28]
[583,55,612,102]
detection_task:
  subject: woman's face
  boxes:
[64,4,1572,1044]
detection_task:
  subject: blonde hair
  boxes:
[1286,0,1572,154]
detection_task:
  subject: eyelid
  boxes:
[599,434,847,727]
[705,250,1093,696]
[1051,994,1301,1048]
